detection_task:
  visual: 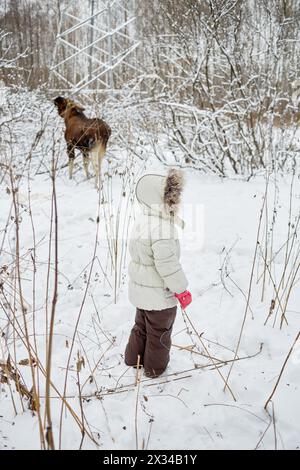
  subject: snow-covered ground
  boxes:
[0,159,299,450]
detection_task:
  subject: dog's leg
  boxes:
[82,150,90,179]
[90,146,99,188]
[67,144,75,180]
[96,142,106,190]
[90,143,105,190]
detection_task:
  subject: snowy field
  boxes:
[2,0,300,452]
[0,157,299,450]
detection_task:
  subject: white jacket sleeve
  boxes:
[151,238,188,294]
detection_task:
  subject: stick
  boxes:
[224,178,269,390]
[135,354,141,450]
[135,354,141,387]
[264,331,300,410]
[182,309,237,401]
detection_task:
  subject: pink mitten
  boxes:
[175,291,192,309]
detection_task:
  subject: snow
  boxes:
[0,159,299,450]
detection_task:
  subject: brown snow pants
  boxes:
[125,306,177,377]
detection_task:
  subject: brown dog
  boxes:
[54,97,111,188]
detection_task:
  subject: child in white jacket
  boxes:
[125,169,192,377]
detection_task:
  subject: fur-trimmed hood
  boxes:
[135,169,185,227]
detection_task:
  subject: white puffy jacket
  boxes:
[128,170,188,311]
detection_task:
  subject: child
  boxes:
[125,169,192,378]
